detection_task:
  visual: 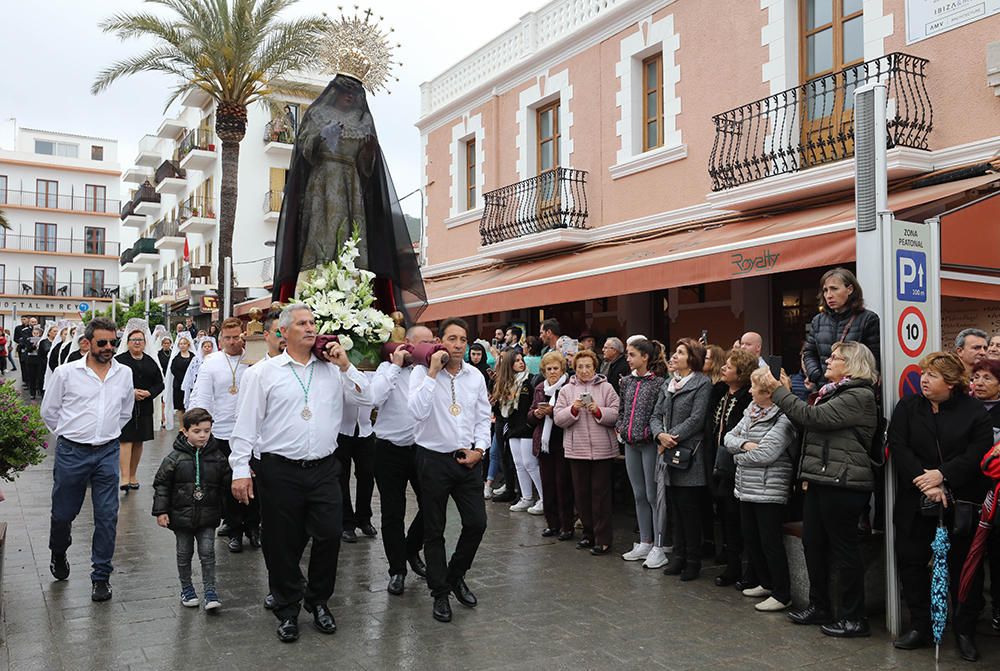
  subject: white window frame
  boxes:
[515,68,573,181]
[446,113,485,226]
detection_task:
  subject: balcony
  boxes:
[152,217,185,251]
[135,135,163,168]
[132,237,160,266]
[2,189,120,215]
[177,128,217,172]
[1,233,120,257]
[263,119,295,160]
[123,165,153,184]
[178,196,217,235]
[179,263,215,293]
[124,180,162,217]
[263,189,283,224]
[156,116,187,139]
[0,279,119,300]
[154,159,187,195]
[153,277,178,304]
[707,53,933,209]
[479,168,589,258]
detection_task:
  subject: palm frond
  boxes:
[0,209,9,231]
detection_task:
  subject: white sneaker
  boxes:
[742,585,772,598]
[755,596,790,612]
[492,484,507,496]
[483,483,493,500]
[526,500,544,515]
[509,498,534,512]
[642,546,668,569]
[622,542,652,561]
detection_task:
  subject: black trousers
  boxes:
[257,453,342,620]
[416,447,487,599]
[374,439,423,576]
[23,358,43,396]
[336,433,376,529]
[896,511,985,636]
[670,486,704,562]
[802,484,869,620]
[741,501,791,603]
[715,481,752,582]
[216,439,260,536]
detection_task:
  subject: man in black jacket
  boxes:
[599,337,628,395]
[13,316,32,383]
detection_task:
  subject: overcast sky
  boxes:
[1,0,543,217]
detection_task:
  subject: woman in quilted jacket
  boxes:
[554,349,620,556]
[616,338,669,565]
[725,367,797,613]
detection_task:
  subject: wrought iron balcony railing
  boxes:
[0,233,120,256]
[480,168,589,246]
[176,128,216,160]
[1,189,119,214]
[0,279,117,298]
[180,195,216,221]
[708,52,932,191]
[263,189,283,213]
[152,217,182,239]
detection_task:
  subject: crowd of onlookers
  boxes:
[469,267,1000,663]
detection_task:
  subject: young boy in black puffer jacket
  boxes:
[153,407,228,611]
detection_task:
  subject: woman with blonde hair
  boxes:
[703,344,726,384]
[759,340,878,637]
[490,349,542,513]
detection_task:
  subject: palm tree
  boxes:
[92,0,328,292]
[0,209,9,230]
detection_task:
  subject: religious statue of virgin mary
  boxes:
[272,10,425,321]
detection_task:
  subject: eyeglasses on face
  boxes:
[94,338,121,348]
[128,338,145,344]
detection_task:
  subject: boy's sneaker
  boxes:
[642,546,668,569]
[50,552,69,581]
[491,484,507,497]
[203,589,222,611]
[509,498,534,512]
[622,542,652,561]
[483,483,493,500]
[180,586,199,607]
[91,581,112,602]
[526,500,544,516]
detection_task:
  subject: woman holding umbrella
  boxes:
[889,352,993,662]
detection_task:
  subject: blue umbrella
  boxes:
[929,509,950,663]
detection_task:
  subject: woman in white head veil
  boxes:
[41,320,65,389]
[182,336,218,409]
[149,325,169,429]
[162,331,195,431]
[64,325,90,363]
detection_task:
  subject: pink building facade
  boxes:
[416,0,1000,355]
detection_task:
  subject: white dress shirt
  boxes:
[189,350,250,440]
[370,361,416,445]
[408,362,491,454]
[340,371,375,437]
[40,354,135,445]
[229,352,371,479]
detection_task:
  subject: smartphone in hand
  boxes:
[579,393,593,405]
[765,355,783,380]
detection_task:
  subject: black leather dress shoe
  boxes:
[263,593,276,610]
[360,522,377,538]
[820,618,871,638]
[787,604,833,625]
[662,558,685,576]
[679,562,701,581]
[557,530,575,541]
[304,602,337,634]
[541,527,559,537]
[341,529,357,543]
[576,538,593,549]
[217,523,233,537]
[715,573,738,587]
[408,553,427,578]
[590,544,611,556]
[433,595,452,622]
[733,579,749,591]
[228,536,243,553]
[247,529,261,549]
[276,617,299,643]
[893,630,929,650]
[956,633,978,662]
[387,574,405,596]
[451,578,477,608]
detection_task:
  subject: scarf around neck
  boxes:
[815,376,853,403]
[540,373,569,453]
[667,371,694,394]
[500,370,530,418]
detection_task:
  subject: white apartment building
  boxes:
[0,123,122,329]
[119,77,324,326]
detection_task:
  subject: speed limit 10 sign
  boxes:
[897,306,928,358]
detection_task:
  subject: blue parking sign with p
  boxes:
[896,250,927,302]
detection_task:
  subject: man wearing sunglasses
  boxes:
[40,318,136,603]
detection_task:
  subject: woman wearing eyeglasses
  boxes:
[115,326,164,493]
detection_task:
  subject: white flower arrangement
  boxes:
[296,228,395,365]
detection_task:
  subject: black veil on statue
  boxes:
[272,74,426,322]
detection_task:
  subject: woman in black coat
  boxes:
[116,329,164,492]
[22,326,44,399]
[970,357,1000,639]
[890,352,993,661]
[802,268,880,387]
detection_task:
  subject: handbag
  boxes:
[921,431,982,537]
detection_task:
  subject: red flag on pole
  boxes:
[183,238,189,262]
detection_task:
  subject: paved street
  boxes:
[0,368,997,671]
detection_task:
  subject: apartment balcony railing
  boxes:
[263,189,283,213]
[0,279,118,298]
[0,233,120,256]
[708,52,932,191]
[120,181,160,219]
[152,217,182,239]
[155,277,178,297]
[120,237,158,265]
[480,168,589,246]
[120,248,137,265]
[264,119,295,144]
[178,263,214,288]
[176,128,216,161]
[154,159,186,184]
[180,196,216,221]
[1,189,119,214]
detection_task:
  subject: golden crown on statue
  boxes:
[320,6,400,94]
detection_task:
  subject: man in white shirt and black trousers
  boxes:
[41,317,135,603]
[370,324,435,596]
[230,304,371,643]
[189,317,256,553]
[408,317,491,623]
[337,396,377,543]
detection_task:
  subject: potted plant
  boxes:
[0,380,48,485]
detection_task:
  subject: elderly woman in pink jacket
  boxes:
[554,349,621,555]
